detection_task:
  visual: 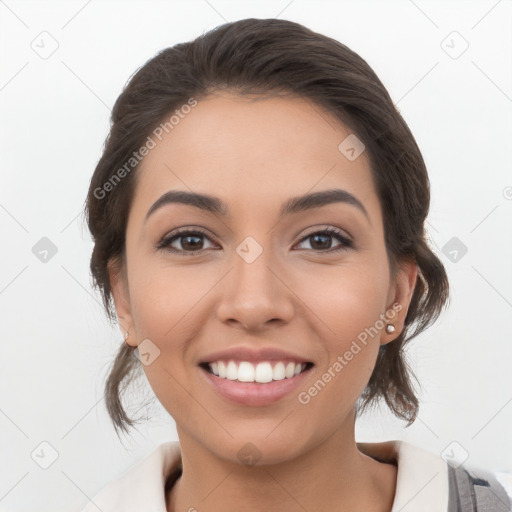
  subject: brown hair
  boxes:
[84,18,449,436]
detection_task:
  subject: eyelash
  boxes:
[155,226,354,255]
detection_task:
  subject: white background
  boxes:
[1,1,511,511]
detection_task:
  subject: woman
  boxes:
[82,18,511,512]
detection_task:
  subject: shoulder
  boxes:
[80,441,182,512]
[447,462,512,512]
[388,440,512,512]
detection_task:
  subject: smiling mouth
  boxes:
[200,360,314,383]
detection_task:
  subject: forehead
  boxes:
[130,92,380,224]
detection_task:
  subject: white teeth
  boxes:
[273,362,285,380]
[237,361,255,382]
[255,362,273,383]
[226,361,238,380]
[207,360,307,383]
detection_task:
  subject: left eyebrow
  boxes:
[144,188,370,224]
[280,189,370,224]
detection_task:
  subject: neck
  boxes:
[166,412,397,512]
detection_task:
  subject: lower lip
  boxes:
[200,366,313,406]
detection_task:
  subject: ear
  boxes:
[108,257,137,347]
[381,257,418,345]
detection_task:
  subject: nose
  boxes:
[216,241,295,331]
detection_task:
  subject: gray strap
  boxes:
[447,464,511,511]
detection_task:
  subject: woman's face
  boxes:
[111,91,417,464]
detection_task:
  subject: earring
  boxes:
[124,331,129,341]
[385,324,396,334]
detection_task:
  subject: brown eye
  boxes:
[157,228,217,254]
[295,227,353,253]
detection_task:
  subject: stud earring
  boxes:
[124,331,129,341]
[385,324,396,334]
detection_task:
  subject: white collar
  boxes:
[389,440,448,511]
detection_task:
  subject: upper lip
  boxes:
[199,346,312,365]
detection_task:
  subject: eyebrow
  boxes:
[144,188,370,224]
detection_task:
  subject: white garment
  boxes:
[80,440,512,512]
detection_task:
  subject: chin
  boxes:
[202,427,313,468]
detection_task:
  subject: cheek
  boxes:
[128,273,199,423]
[125,261,215,415]
[307,256,390,341]
[127,259,216,341]
[298,260,389,399]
